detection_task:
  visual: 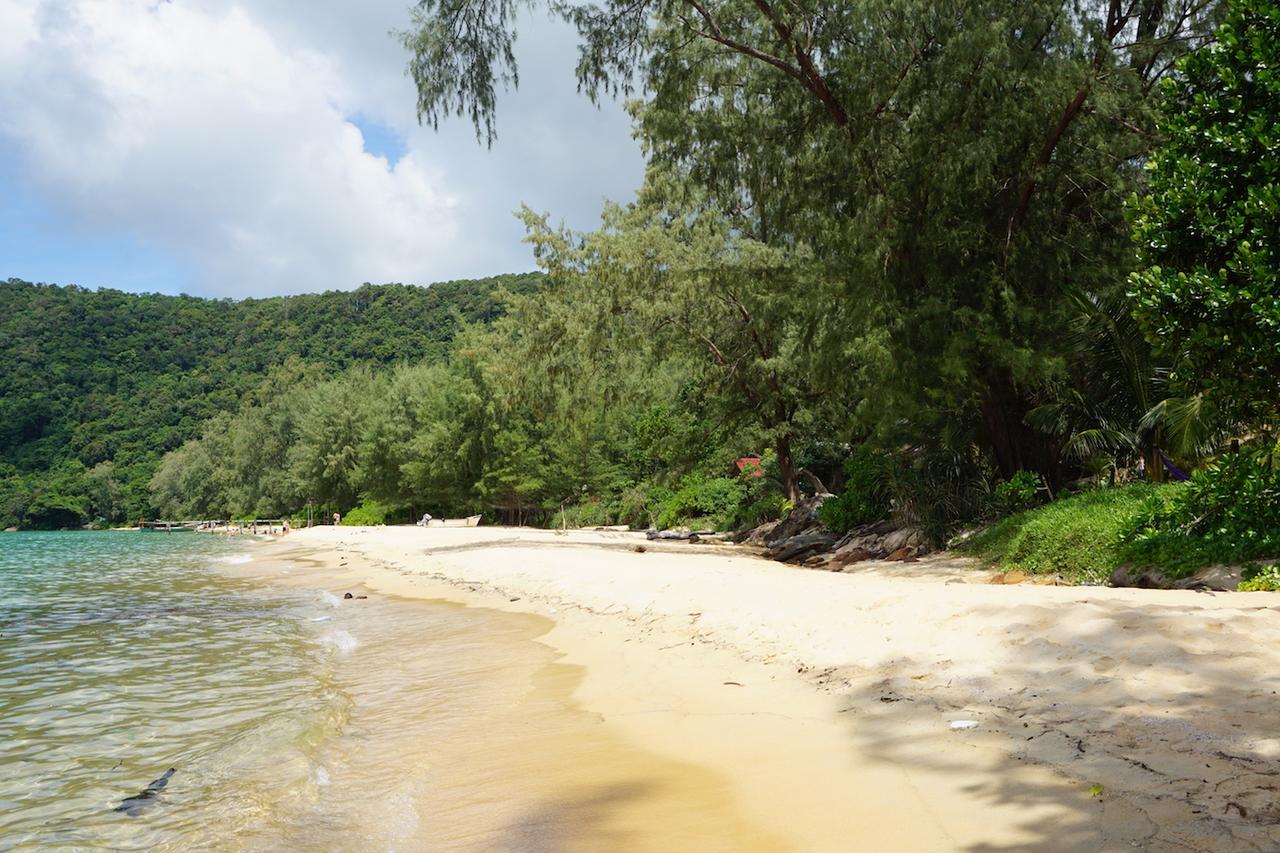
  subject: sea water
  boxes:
[0,532,346,849]
[0,533,772,851]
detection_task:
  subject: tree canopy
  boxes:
[1129,0,1280,426]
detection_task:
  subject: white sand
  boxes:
[269,525,1280,850]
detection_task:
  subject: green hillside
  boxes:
[0,274,541,528]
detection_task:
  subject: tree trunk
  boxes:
[980,379,1025,480]
[776,433,800,503]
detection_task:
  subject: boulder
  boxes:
[1108,563,1245,591]
[882,527,927,554]
[830,546,873,567]
[765,532,838,563]
[735,519,780,546]
[764,495,830,548]
[886,547,914,562]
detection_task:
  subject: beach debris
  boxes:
[949,720,979,731]
[1088,783,1105,797]
[633,545,646,553]
[723,681,744,687]
[114,768,176,816]
[343,592,354,599]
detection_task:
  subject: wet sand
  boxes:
[262,526,1280,851]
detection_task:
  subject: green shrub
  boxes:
[1240,564,1280,592]
[553,498,613,529]
[885,448,997,545]
[1119,452,1280,577]
[655,474,746,531]
[963,485,1165,582]
[993,470,1043,516]
[341,500,389,526]
[818,448,889,533]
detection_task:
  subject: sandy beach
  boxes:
[260,525,1280,851]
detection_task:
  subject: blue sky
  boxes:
[1,150,195,294]
[0,0,644,298]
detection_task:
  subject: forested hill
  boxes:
[0,274,541,528]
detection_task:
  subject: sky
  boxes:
[0,0,645,297]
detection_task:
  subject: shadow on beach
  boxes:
[828,592,1280,851]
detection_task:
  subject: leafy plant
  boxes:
[341,500,390,526]
[1129,0,1280,425]
[1120,451,1280,576]
[818,448,889,533]
[1240,564,1280,592]
[963,485,1164,583]
[993,470,1044,517]
[654,474,746,531]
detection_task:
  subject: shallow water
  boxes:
[0,533,773,850]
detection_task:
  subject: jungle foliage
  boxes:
[11,0,1280,584]
[0,274,541,528]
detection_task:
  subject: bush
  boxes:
[655,474,746,531]
[1119,452,1280,577]
[993,470,1043,517]
[818,447,889,533]
[1240,564,1280,592]
[341,500,389,526]
[963,485,1164,582]
[553,498,613,529]
[885,447,997,545]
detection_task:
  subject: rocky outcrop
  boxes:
[763,532,838,563]
[763,494,829,546]
[1109,563,1245,591]
[751,502,934,569]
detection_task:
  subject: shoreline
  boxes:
[264,525,1280,850]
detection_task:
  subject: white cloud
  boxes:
[0,0,643,295]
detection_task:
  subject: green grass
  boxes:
[961,484,1173,583]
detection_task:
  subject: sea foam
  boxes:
[319,629,359,653]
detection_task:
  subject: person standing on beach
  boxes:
[333,512,341,526]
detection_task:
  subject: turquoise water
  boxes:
[0,532,345,850]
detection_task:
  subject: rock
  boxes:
[882,526,928,554]
[1177,565,1245,591]
[763,495,830,548]
[830,547,873,567]
[738,520,781,546]
[1108,563,1245,591]
[343,592,354,600]
[886,547,913,561]
[993,570,1028,585]
[647,529,697,541]
[765,532,837,563]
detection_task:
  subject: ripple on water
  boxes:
[0,532,347,850]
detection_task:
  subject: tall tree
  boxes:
[1129,0,1280,428]
[519,179,860,501]
[403,0,1220,481]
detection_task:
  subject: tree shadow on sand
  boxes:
[825,591,1280,851]
[495,782,654,852]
